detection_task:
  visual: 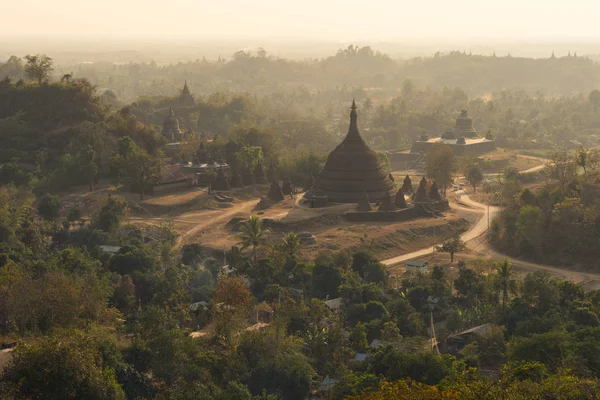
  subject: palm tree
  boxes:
[495,259,519,309]
[281,232,301,260]
[238,215,270,266]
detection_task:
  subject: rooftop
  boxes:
[415,137,492,145]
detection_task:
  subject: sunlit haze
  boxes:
[4,0,600,42]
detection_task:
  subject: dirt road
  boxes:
[381,191,498,267]
[382,190,600,290]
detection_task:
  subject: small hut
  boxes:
[356,192,372,212]
[268,180,285,202]
[414,177,428,202]
[254,162,268,184]
[394,188,408,208]
[212,166,231,191]
[401,175,413,194]
[378,192,396,212]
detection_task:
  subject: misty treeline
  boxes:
[2,46,598,103]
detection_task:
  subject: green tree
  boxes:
[495,259,518,309]
[465,163,484,192]
[425,144,456,195]
[546,149,576,190]
[2,331,125,400]
[122,149,162,199]
[436,234,466,262]
[516,205,544,250]
[78,145,98,191]
[238,215,270,266]
[575,146,589,174]
[589,89,600,109]
[280,231,301,260]
[37,193,60,221]
[91,195,128,233]
[24,54,53,84]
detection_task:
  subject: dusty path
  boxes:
[381,191,497,267]
[174,199,257,249]
[382,189,600,290]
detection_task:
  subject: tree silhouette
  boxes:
[238,215,270,266]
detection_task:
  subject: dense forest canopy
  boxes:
[1,47,597,104]
[6,44,600,399]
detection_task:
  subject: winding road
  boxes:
[382,189,600,290]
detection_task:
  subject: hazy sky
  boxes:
[3,0,600,42]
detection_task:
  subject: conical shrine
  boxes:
[267,180,285,202]
[307,100,394,203]
[212,166,231,191]
[414,177,429,202]
[230,172,245,188]
[378,192,396,212]
[394,188,408,208]
[428,182,442,201]
[282,179,295,196]
[401,175,413,194]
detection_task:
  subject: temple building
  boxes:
[212,166,231,191]
[162,106,183,142]
[267,180,285,202]
[177,81,195,107]
[410,109,495,156]
[306,100,394,203]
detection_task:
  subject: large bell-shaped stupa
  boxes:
[306,100,394,203]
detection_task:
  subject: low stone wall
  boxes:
[345,200,449,222]
[345,207,420,222]
[411,140,496,156]
[152,178,194,194]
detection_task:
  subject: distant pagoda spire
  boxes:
[182,80,191,96]
[169,105,175,116]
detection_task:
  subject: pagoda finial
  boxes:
[169,105,175,116]
[347,99,359,138]
[182,80,190,95]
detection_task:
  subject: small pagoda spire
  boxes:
[345,98,364,143]
[282,178,295,196]
[378,192,396,212]
[414,177,428,202]
[182,80,191,96]
[169,105,175,116]
[394,188,408,208]
[212,166,231,191]
[267,180,285,202]
[401,175,413,194]
[428,182,442,201]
